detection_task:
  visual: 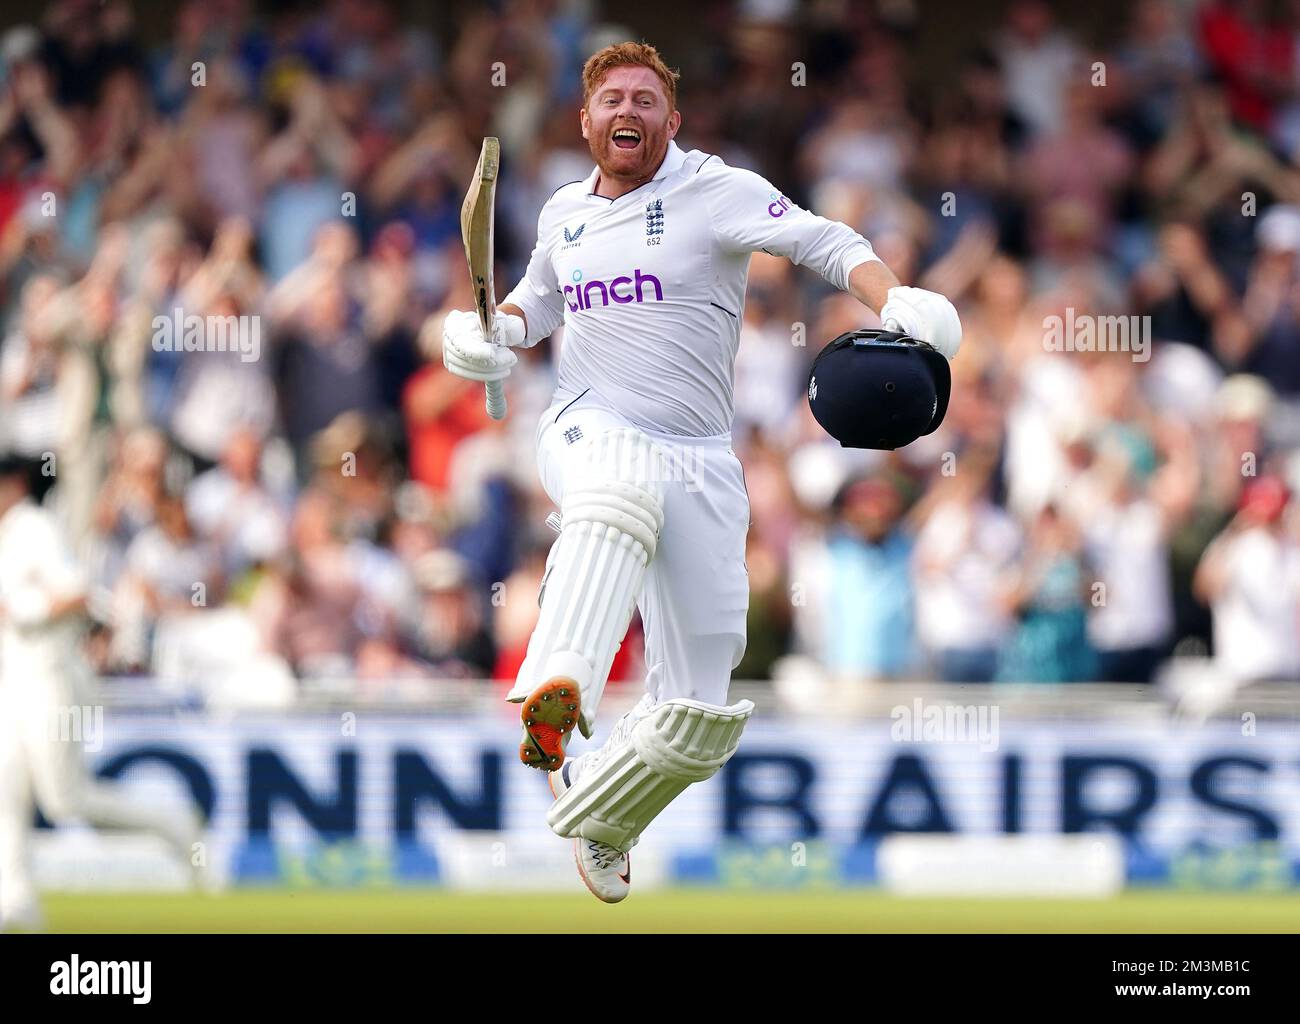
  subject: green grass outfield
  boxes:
[37,889,1300,933]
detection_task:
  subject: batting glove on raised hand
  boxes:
[440,309,525,383]
[880,286,963,360]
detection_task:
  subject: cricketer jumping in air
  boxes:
[440,42,962,902]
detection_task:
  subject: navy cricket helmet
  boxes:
[807,329,951,450]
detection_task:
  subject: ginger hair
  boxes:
[581,41,679,110]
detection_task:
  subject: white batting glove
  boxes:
[441,309,525,383]
[880,286,963,360]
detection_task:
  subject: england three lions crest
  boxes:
[645,199,664,239]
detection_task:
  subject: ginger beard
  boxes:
[581,66,681,192]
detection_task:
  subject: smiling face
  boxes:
[581,65,681,193]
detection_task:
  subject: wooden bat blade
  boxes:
[461,136,500,334]
[460,136,506,420]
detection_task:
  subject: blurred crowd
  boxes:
[1,0,1299,705]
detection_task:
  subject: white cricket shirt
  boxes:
[1212,527,1300,680]
[0,499,87,679]
[504,141,879,437]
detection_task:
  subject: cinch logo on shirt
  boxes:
[767,192,793,218]
[563,269,664,311]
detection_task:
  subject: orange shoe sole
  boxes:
[519,678,580,771]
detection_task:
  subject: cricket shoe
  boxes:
[549,761,631,903]
[545,695,657,903]
[574,838,631,904]
[518,677,581,771]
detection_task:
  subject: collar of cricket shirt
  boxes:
[584,140,688,203]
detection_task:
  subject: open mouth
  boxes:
[611,126,642,150]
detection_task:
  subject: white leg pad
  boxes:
[547,697,754,852]
[508,429,665,736]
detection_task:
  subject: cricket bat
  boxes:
[461,136,507,420]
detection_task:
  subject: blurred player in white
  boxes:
[441,42,961,902]
[0,455,203,930]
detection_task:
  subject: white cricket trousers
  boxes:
[0,667,194,917]
[535,391,751,709]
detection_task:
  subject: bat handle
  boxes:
[485,379,507,420]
